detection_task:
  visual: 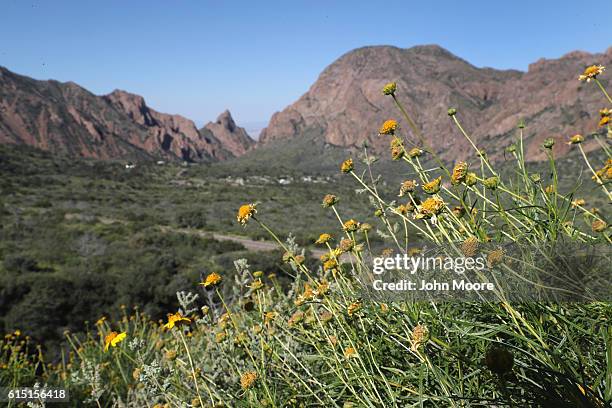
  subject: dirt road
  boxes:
[159,226,327,258]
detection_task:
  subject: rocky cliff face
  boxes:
[201,110,254,157]
[0,67,250,161]
[260,45,612,161]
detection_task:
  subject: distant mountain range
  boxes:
[1,44,611,163]
[0,67,254,161]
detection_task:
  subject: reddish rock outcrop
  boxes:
[201,110,254,157]
[260,45,612,161]
[0,68,251,161]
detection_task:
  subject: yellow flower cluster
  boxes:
[237,203,257,225]
[315,233,332,244]
[200,272,222,288]
[240,371,258,390]
[415,196,445,219]
[422,176,442,194]
[343,219,360,232]
[379,119,399,135]
[451,162,468,185]
[340,158,354,173]
[578,65,605,82]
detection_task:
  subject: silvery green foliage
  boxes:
[71,361,104,403]
[233,258,251,299]
[128,337,145,352]
[285,233,306,274]
[139,360,167,395]
[176,291,199,315]
[285,233,300,255]
[355,188,368,194]
[234,258,250,275]
[376,229,391,239]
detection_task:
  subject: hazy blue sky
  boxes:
[1,1,610,131]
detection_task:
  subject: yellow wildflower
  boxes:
[571,198,586,208]
[423,176,442,194]
[163,312,191,330]
[237,203,257,225]
[567,134,584,145]
[410,324,429,351]
[451,162,468,185]
[315,233,332,244]
[578,65,605,82]
[600,116,610,127]
[344,347,358,359]
[343,219,360,232]
[396,203,414,215]
[240,371,258,390]
[408,147,423,158]
[199,272,222,288]
[322,194,338,207]
[295,284,314,306]
[340,158,354,173]
[382,81,397,95]
[250,279,264,291]
[399,179,418,196]
[415,196,445,219]
[264,311,278,325]
[379,119,399,135]
[600,108,611,117]
[347,301,361,317]
[323,258,338,272]
[104,331,126,351]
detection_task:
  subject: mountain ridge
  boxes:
[259,44,612,161]
[0,67,253,162]
[2,44,611,164]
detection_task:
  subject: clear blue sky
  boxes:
[1,1,610,130]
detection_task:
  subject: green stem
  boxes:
[594,78,612,104]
